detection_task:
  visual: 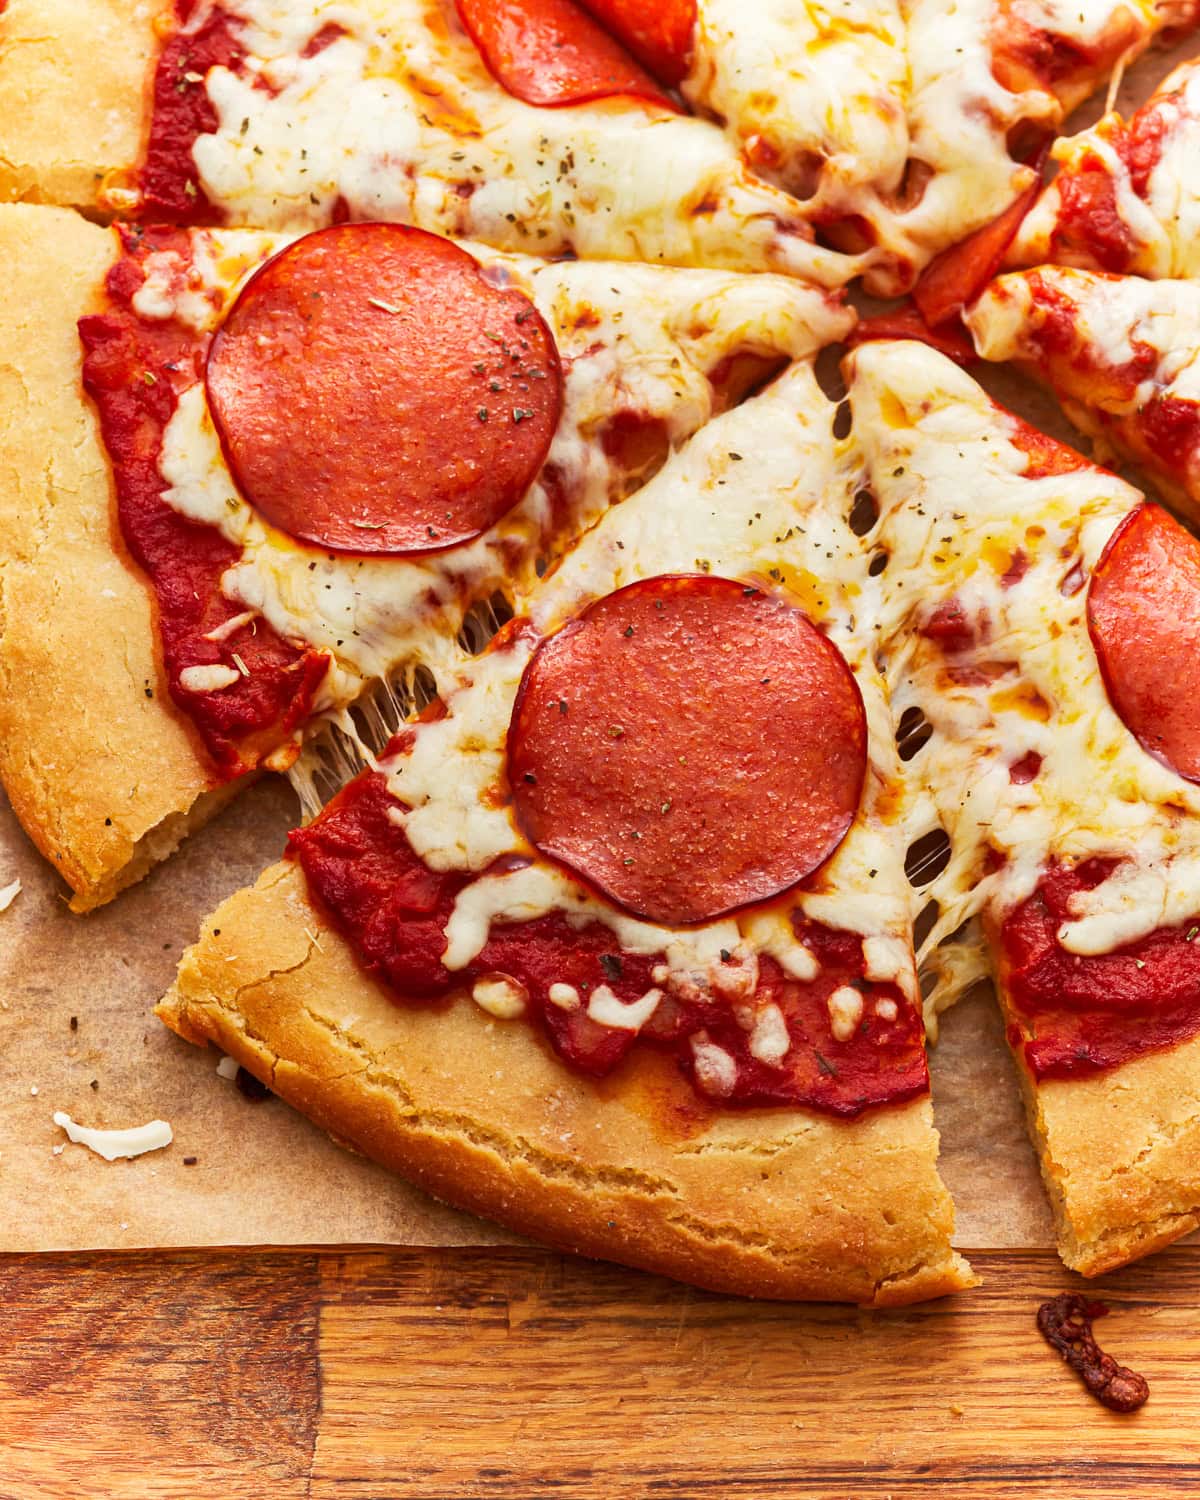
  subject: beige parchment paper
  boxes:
[2,38,1198,1256]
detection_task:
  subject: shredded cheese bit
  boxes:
[203,610,256,643]
[827,986,864,1042]
[179,664,241,693]
[52,1110,173,1162]
[547,982,581,1011]
[875,997,899,1022]
[216,1054,240,1080]
[586,985,662,1031]
[0,879,21,913]
[748,1003,791,1066]
[690,1034,738,1097]
[471,975,528,1019]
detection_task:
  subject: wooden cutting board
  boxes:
[3,1244,1198,1498]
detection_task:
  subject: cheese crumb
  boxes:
[586,985,661,1031]
[547,983,581,1011]
[216,1054,240,1080]
[0,879,21,913]
[53,1111,173,1161]
[748,1003,790,1066]
[827,986,864,1042]
[471,975,528,1019]
[690,1034,738,1097]
[875,997,899,1021]
[179,663,241,693]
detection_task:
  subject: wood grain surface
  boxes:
[2,1247,1198,1499]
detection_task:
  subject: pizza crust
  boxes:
[0,0,162,211]
[0,203,237,910]
[1013,1027,1200,1275]
[157,858,976,1304]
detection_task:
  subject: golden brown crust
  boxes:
[1015,1032,1200,1276]
[158,859,976,1304]
[0,203,238,909]
[990,939,1200,1275]
[0,0,163,212]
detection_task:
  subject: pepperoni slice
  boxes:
[455,0,679,111]
[913,164,1045,329]
[846,307,977,366]
[205,224,563,555]
[578,0,696,85]
[508,575,867,926]
[1088,502,1200,781]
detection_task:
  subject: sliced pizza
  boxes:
[845,0,1191,297]
[849,336,1200,1275]
[1010,53,1200,278]
[156,361,974,1305]
[0,0,861,288]
[967,265,1200,517]
[0,201,848,910]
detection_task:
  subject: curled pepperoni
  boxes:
[578,0,696,85]
[913,165,1045,329]
[456,0,679,111]
[1088,502,1200,782]
[206,224,563,555]
[508,575,867,926]
[1037,1294,1149,1413]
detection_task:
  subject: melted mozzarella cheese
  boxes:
[152,226,851,716]
[968,268,1200,497]
[684,0,909,209]
[376,362,922,1029]
[855,0,1160,294]
[849,339,1200,973]
[177,0,854,286]
[1011,58,1200,278]
[53,1111,174,1161]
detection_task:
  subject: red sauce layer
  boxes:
[1002,859,1200,1078]
[288,764,929,1117]
[79,226,328,777]
[140,1,244,224]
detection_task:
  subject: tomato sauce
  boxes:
[79,226,328,777]
[140,1,244,224]
[1001,859,1200,1078]
[288,767,930,1117]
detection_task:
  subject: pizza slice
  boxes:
[846,0,1193,297]
[156,361,974,1305]
[849,336,1200,1274]
[0,0,858,288]
[0,201,848,910]
[967,265,1200,518]
[1009,54,1200,278]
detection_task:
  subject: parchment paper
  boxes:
[2,38,1196,1255]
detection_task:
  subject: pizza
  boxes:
[3,0,1192,293]
[0,201,843,910]
[1009,53,1200,279]
[11,0,1200,1310]
[158,359,974,1304]
[850,338,1200,1273]
[967,265,1200,516]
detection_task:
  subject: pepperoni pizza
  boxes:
[1009,53,1200,279]
[967,266,1200,518]
[851,339,1200,1273]
[12,0,1200,1307]
[4,0,1194,292]
[0,202,844,909]
[158,361,974,1304]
